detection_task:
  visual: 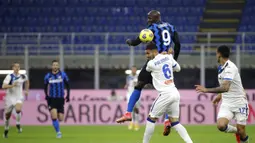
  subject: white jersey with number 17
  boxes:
[146,54,180,94]
[218,60,247,105]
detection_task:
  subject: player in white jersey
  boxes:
[124,66,140,131]
[195,45,249,143]
[143,44,193,143]
[2,62,29,138]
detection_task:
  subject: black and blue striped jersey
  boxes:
[44,71,69,98]
[148,22,175,53]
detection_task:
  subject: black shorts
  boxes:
[138,60,152,85]
[47,98,65,114]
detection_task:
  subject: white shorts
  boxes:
[149,89,180,118]
[217,102,249,125]
[4,96,24,114]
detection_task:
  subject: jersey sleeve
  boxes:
[147,25,155,32]
[170,55,181,72]
[3,74,11,85]
[63,72,69,83]
[223,67,235,81]
[44,73,49,84]
[146,60,153,72]
[24,74,28,81]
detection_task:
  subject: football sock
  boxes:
[164,114,169,121]
[4,118,10,130]
[135,113,139,124]
[224,125,237,133]
[16,112,21,125]
[143,118,156,143]
[52,119,60,133]
[132,112,135,122]
[127,89,141,112]
[172,122,193,143]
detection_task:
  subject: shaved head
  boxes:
[147,10,161,25]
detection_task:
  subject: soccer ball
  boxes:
[139,29,154,43]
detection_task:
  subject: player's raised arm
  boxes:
[2,74,16,89]
[172,31,181,61]
[126,36,142,46]
[63,72,70,102]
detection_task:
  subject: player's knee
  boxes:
[58,118,63,122]
[148,115,157,122]
[217,123,227,132]
[5,113,11,119]
[134,81,146,90]
[16,110,21,114]
[58,114,64,122]
[169,117,179,123]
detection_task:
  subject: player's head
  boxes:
[147,10,161,25]
[216,45,230,63]
[131,65,137,75]
[52,60,60,73]
[145,42,158,59]
[12,62,20,74]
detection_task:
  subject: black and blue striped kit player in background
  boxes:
[116,10,181,136]
[44,60,70,138]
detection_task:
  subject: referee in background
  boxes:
[44,60,70,138]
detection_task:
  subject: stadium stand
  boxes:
[0,0,206,54]
[237,0,255,50]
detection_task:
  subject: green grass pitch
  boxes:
[0,125,255,143]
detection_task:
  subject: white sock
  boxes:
[132,112,136,122]
[173,123,193,143]
[16,112,21,125]
[4,118,10,130]
[135,113,139,124]
[225,125,237,133]
[143,120,155,143]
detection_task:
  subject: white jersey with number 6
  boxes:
[146,54,181,119]
[146,54,180,93]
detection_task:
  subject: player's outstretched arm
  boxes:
[172,31,181,61]
[195,80,231,93]
[2,83,16,89]
[126,36,142,46]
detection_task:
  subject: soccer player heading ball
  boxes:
[116,10,181,136]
